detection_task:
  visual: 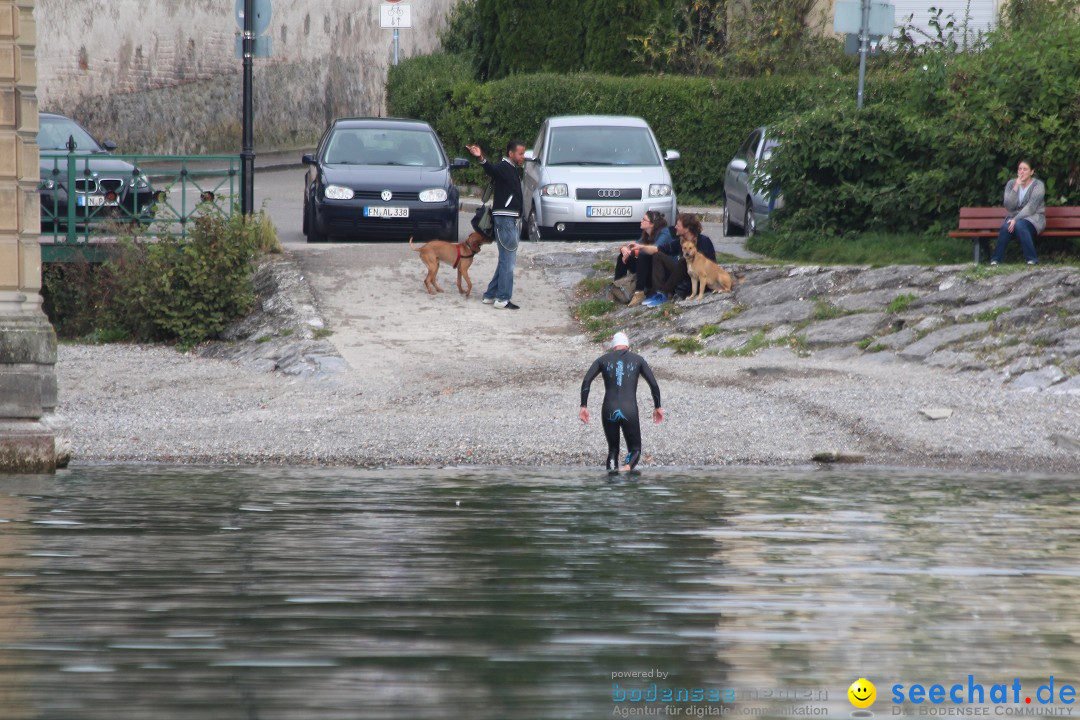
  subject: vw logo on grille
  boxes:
[381,190,393,202]
[597,189,622,198]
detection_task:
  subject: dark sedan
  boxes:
[37,112,156,227]
[302,118,469,242]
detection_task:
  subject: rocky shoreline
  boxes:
[52,243,1080,473]
[554,253,1080,393]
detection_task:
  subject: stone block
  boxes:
[0,7,14,39]
[18,46,34,86]
[17,184,38,237]
[0,370,46,417]
[0,314,56,365]
[0,130,16,177]
[0,420,55,473]
[0,236,16,286]
[0,40,13,82]
[16,87,35,130]
[0,186,15,232]
[0,86,13,127]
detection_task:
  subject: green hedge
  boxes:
[388,57,908,201]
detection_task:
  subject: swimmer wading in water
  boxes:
[579,332,663,471]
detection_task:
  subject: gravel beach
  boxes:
[55,241,1080,473]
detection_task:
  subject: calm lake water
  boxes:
[1,465,1079,720]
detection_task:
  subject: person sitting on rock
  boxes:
[614,211,677,307]
[642,213,717,306]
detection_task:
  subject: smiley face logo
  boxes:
[848,678,876,708]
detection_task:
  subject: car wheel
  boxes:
[528,210,542,243]
[723,203,738,236]
[305,198,327,243]
[744,201,756,238]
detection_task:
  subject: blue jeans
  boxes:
[992,217,1038,263]
[484,215,519,302]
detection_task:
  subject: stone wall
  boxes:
[33,0,457,153]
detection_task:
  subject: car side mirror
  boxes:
[729,158,748,173]
[302,153,317,166]
[450,157,470,169]
[524,149,535,162]
[102,140,118,152]
[664,150,680,162]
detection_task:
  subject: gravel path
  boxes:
[54,242,1080,473]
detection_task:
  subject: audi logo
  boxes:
[381,190,393,201]
[597,189,622,198]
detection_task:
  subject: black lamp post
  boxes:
[240,0,255,216]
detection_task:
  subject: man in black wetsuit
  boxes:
[579,332,664,471]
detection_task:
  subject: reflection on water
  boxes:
[0,465,1078,719]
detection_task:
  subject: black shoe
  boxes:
[502,301,520,310]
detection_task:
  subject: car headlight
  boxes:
[419,188,447,203]
[540,183,568,197]
[649,184,672,197]
[324,184,354,200]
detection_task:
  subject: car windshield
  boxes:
[545,126,660,166]
[38,116,105,153]
[324,128,445,167]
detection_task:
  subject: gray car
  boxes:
[521,115,679,241]
[723,126,782,237]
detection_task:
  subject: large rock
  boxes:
[1010,366,1066,391]
[835,287,924,312]
[720,299,816,330]
[898,322,992,360]
[804,312,890,347]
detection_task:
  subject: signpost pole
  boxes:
[241,0,255,216]
[856,0,870,109]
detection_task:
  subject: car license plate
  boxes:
[587,206,632,218]
[364,206,409,218]
[77,195,115,207]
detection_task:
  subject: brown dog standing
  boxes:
[410,232,493,297]
[681,238,734,299]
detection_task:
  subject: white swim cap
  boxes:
[611,332,630,348]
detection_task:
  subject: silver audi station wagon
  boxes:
[521,115,679,241]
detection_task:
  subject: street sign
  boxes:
[236,0,272,35]
[834,1,895,36]
[381,4,411,28]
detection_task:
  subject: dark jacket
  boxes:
[654,227,679,258]
[690,234,717,262]
[480,157,523,217]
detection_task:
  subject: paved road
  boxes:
[252,166,759,258]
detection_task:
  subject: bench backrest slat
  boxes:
[956,206,1080,231]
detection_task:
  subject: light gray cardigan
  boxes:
[1004,178,1046,234]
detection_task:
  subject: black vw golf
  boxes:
[302,117,469,242]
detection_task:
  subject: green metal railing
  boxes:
[39,152,241,262]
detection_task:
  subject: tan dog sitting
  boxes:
[410,232,493,297]
[682,238,734,300]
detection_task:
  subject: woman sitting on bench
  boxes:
[991,158,1045,265]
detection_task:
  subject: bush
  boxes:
[43,209,267,348]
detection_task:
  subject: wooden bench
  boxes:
[949,206,1080,263]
